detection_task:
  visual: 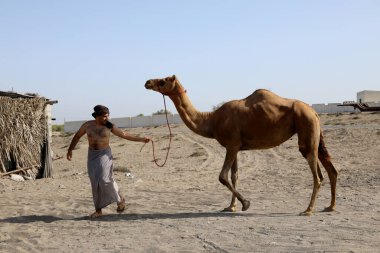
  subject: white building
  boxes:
[357,90,380,103]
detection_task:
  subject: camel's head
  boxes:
[145,75,185,96]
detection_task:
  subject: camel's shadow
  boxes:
[0,211,295,224]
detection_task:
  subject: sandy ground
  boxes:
[1,112,379,253]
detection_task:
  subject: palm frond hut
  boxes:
[0,91,57,179]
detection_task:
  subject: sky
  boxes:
[1,0,379,124]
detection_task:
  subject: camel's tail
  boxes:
[318,132,331,162]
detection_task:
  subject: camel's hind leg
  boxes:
[219,149,250,211]
[319,155,338,212]
[222,158,238,212]
[295,102,328,215]
[301,152,321,216]
[317,163,324,182]
[297,125,321,215]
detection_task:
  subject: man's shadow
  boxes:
[0,211,294,224]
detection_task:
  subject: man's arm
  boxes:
[111,126,150,143]
[66,123,87,161]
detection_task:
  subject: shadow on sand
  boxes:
[0,211,296,224]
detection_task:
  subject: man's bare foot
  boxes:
[117,197,126,213]
[89,210,102,219]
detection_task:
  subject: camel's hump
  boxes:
[248,89,282,101]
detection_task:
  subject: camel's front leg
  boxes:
[222,158,239,212]
[219,149,250,211]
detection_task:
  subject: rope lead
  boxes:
[141,94,172,167]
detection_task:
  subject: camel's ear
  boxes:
[171,75,177,81]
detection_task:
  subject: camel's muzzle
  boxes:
[145,80,153,89]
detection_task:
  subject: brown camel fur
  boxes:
[145,75,338,215]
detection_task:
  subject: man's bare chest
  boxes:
[87,126,110,139]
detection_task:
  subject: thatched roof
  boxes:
[0,91,57,178]
[0,91,38,99]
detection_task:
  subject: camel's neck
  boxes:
[169,91,214,139]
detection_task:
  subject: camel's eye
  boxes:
[159,80,166,86]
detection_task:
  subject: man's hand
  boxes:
[143,137,151,143]
[67,150,73,161]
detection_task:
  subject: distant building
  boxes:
[312,103,357,114]
[312,90,380,114]
[357,90,380,103]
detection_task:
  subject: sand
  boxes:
[1,112,379,252]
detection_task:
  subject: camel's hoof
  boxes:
[221,206,237,212]
[242,200,250,211]
[322,206,335,212]
[299,210,313,216]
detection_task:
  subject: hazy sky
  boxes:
[1,0,379,124]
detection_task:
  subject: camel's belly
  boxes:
[240,133,294,150]
[239,123,296,150]
[215,125,295,150]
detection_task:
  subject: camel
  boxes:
[145,75,338,215]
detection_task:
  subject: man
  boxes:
[67,105,150,219]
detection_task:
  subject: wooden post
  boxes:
[43,104,53,178]
[0,159,6,173]
[0,165,37,177]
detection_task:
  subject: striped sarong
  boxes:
[87,147,121,210]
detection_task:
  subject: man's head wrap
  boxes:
[92,105,110,118]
